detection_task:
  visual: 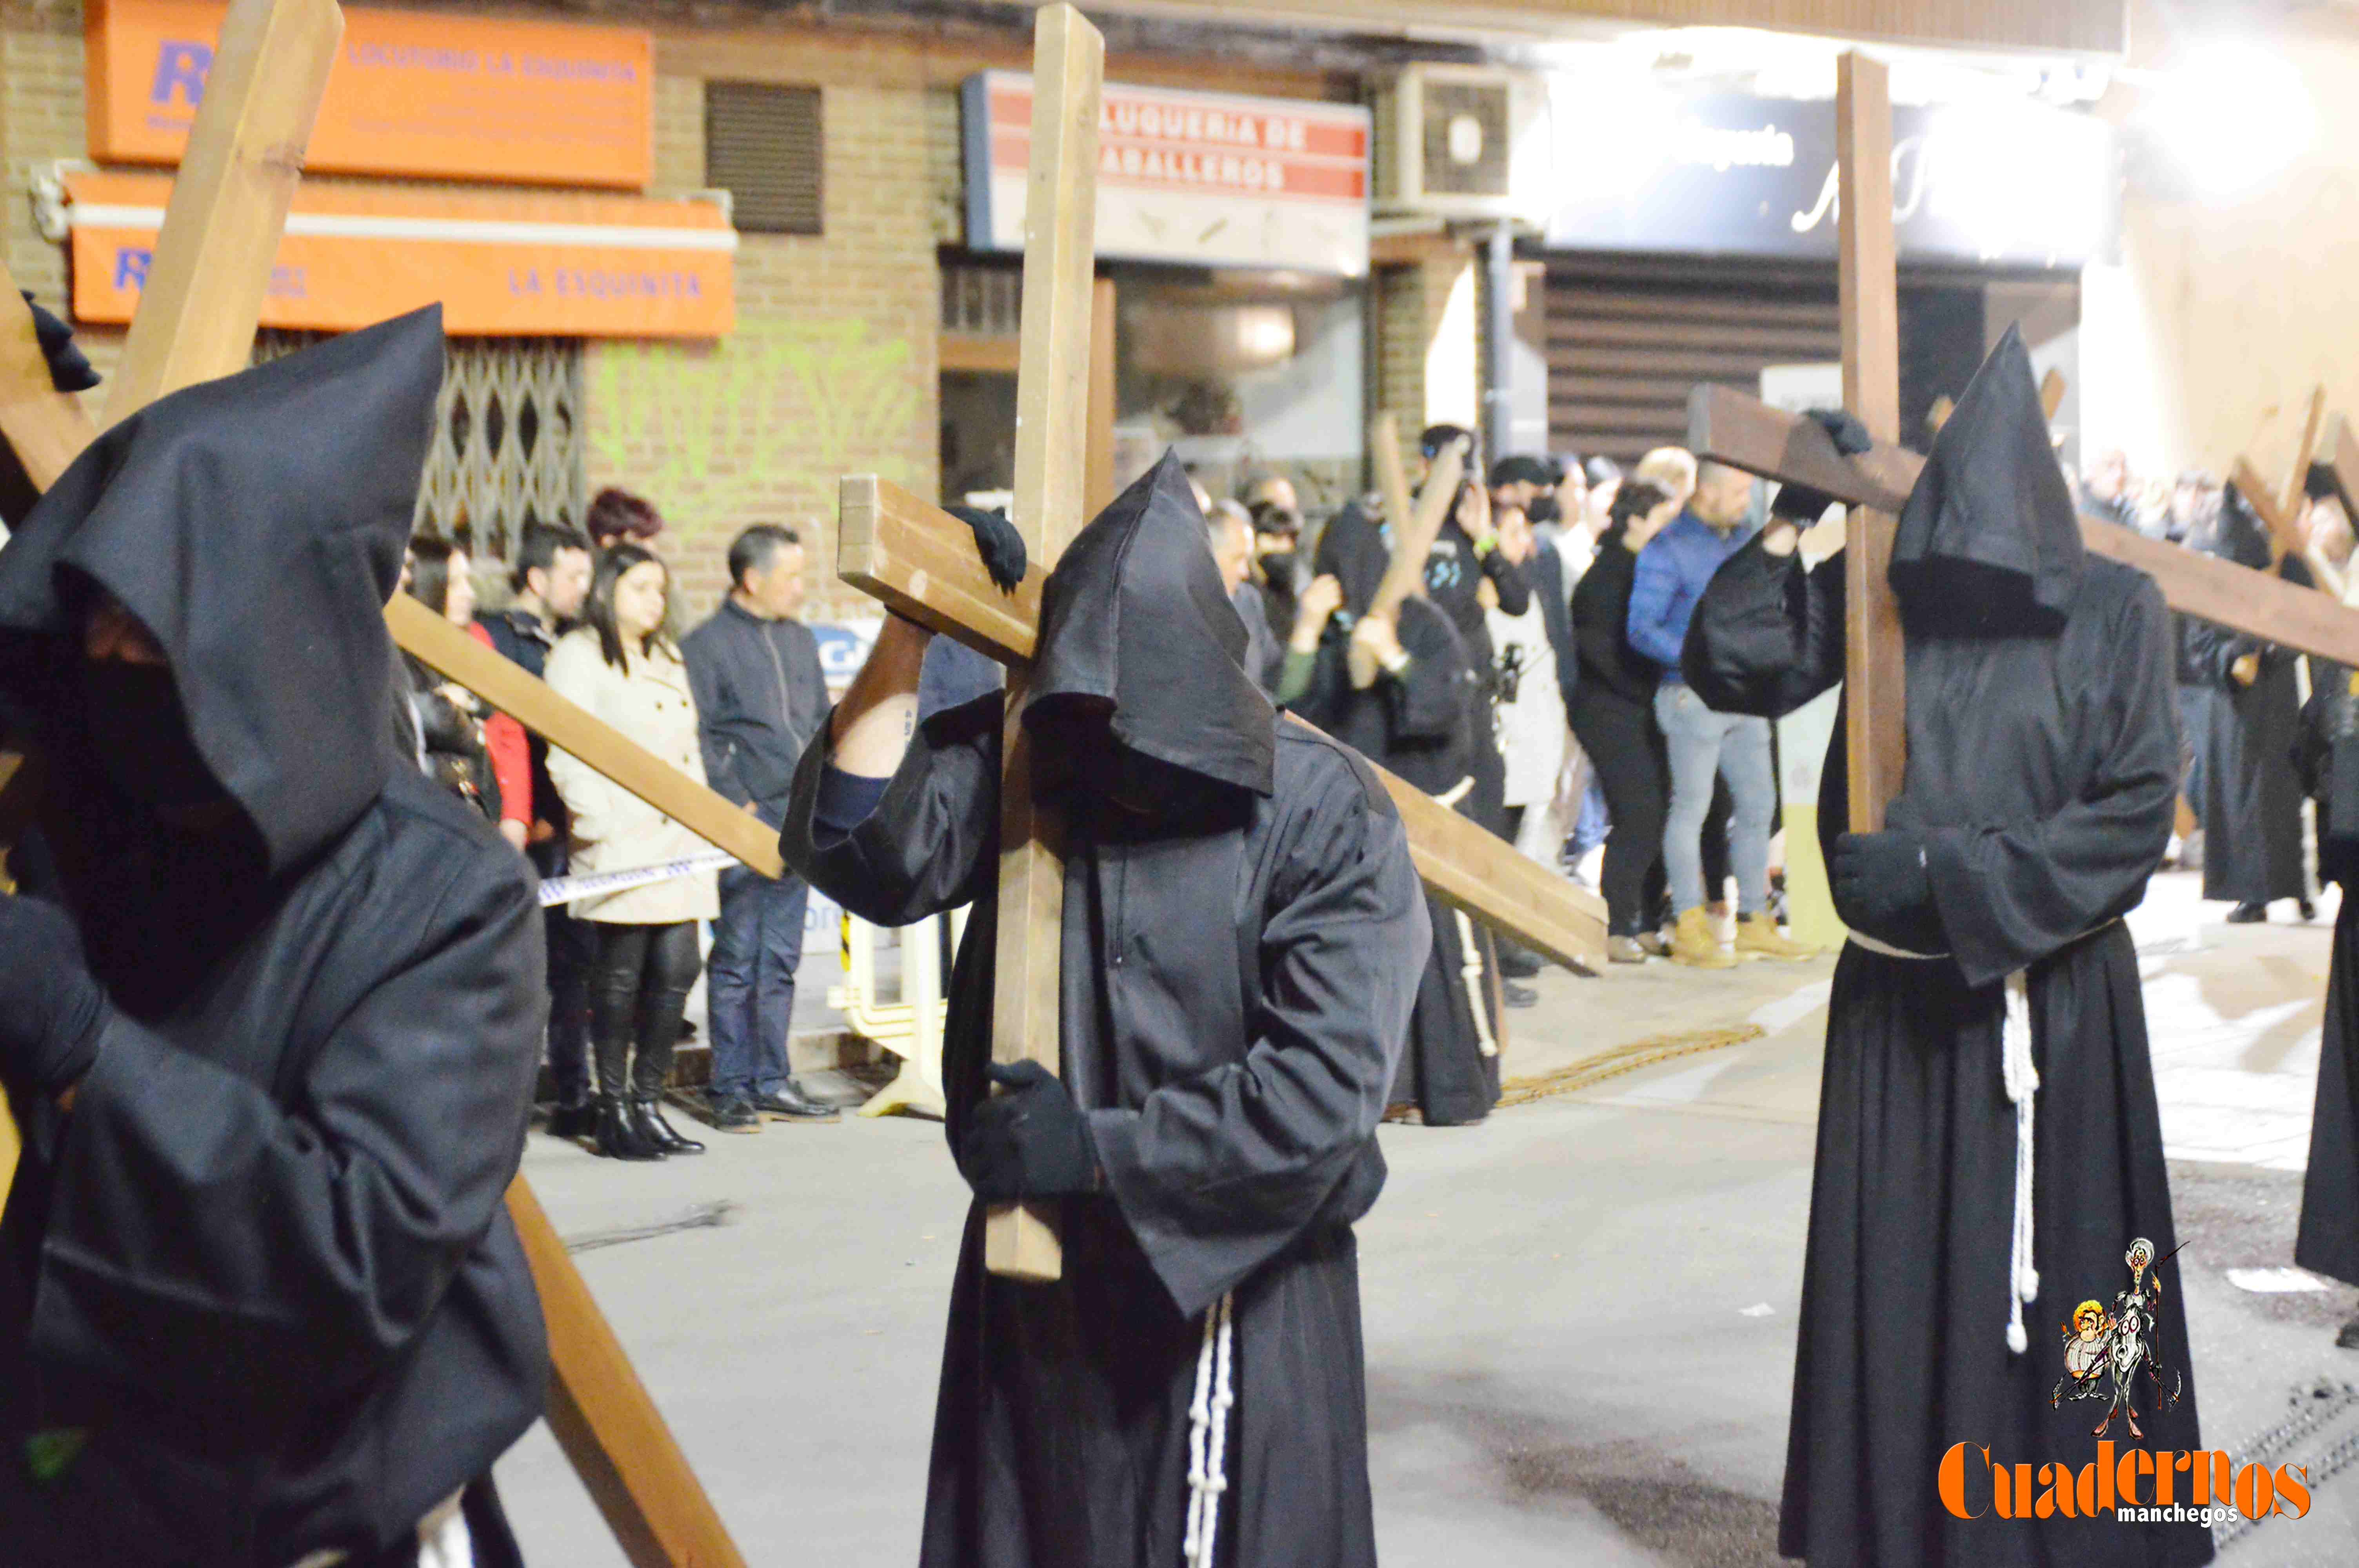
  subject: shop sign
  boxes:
[963,72,1370,277]
[1545,89,2117,268]
[68,172,732,338]
[87,0,652,189]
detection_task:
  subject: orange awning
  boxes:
[68,172,735,339]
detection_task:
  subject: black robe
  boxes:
[1685,330,2208,1568]
[2183,520,2310,906]
[2297,670,2359,1285]
[0,310,546,1567]
[1294,504,1502,1125]
[782,455,1430,1568]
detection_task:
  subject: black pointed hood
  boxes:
[1312,498,1390,620]
[0,306,444,875]
[1022,451,1276,797]
[1890,325,2083,626]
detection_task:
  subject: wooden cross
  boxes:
[0,2,752,1563]
[1835,51,1905,834]
[1686,386,2359,671]
[1346,412,1465,688]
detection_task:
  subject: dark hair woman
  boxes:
[543,544,718,1160]
[1569,480,1685,962]
[584,486,663,550]
[402,536,529,840]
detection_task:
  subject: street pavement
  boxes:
[497,869,2359,1566]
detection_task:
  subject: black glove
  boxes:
[21,293,98,393]
[0,895,110,1096]
[947,505,1026,593]
[957,1060,1099,1202]
[1807,407,1874,457]
[1830,831,1946,955]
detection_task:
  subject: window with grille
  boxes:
[255,331,587,564]
[706,82,823,236]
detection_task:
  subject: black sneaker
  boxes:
[2339,1313,2359,1351]
[2227,902,2269,924]
[1497,947,1542,980]
[754,1081,840,1123]
[705,1093,762,1134]
[1503,980,1539,1009]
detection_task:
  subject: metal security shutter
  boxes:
[255,331,587,564]
[1544,258,1839,468]
[706,82,823,236]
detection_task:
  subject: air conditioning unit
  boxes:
[1372,64,1551,222]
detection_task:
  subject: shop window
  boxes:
[256,332,587,564]
[706,82,823,236]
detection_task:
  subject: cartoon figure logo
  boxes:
[2050,1236,2187,1439]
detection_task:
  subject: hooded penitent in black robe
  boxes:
[0,310,548,1568]
[781,455,1430,1568]
[2297,671,2359,1288]
[1292,501,1502,1125]
[2184,489,2311,907]
[1685,330,2208,1568]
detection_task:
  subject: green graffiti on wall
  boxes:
[587,314,924,542]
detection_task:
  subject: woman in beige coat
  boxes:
[546,543,721,1160]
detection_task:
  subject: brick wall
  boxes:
[1,1,122,401]
[1373,245,1479,476]
[588,73,943,625]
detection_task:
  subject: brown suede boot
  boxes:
[1736,912,1820,961]
[1669,907,1736,969]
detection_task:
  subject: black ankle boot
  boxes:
[634,1096,704,1156]
[546,1097,596,1141]
[592,1095,663,1160]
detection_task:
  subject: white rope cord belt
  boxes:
[1847,921,2120,1355]
[1183,1292,1237,1568]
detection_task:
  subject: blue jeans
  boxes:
[707,853,811,1100]
[1653,682,1775,916]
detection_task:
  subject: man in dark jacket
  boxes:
[683,524,836,1129]
[0,308,547,1567]
[482,519,597,1134]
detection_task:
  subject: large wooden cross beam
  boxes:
[837,472,1608,963]
[1687,384,2359,669]
[0,2,751,1563]
[1835,50,1905,833]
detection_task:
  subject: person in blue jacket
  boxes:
[1625,460,1816,967]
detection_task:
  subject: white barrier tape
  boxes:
[536,851,736,908]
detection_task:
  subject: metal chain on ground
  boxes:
[1495,1025,1765,1111]
[561,1200,739,1254]
[2212,1377,2359,1552]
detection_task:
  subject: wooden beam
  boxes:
[1349,436,1464,688]
[2335,415,2359,515]
[2285,385,2328,521]
[385,595,784,877]
[505,1180,747,1568]
[1836,51,1904,835]
[2230,456,2311,569]
[0,273,99,493]
[839,475,1044,665]
[1369,760,1606,973]
[1691,388,2359,670]
[1087,277,1117,519]
[940,334,1022,375]
[103,0,344,425]
[987,2,1102,1286]
[834,485,1608,972]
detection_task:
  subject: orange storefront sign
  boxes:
[68,172,734,338]
[86,0,652,189]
